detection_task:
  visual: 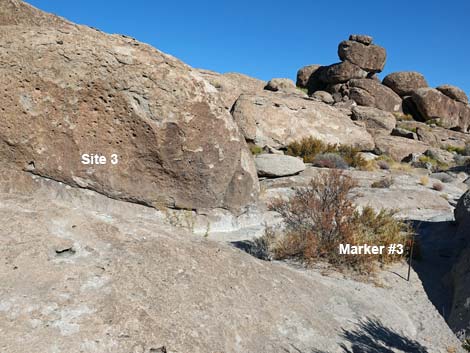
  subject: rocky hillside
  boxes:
[1,1,469,352]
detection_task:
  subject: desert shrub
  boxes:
[376,160,390,170]
[371,177,393,188]
[313,153,348,169]
[393,112,414,121]
[419,176,429,186]
[432,181,444,191]
[287,137,366,168]
[418,155,448,171]
[445,145,466,155]
[267,170,412,273]
[287,137,330,163]
[249,145,264,155]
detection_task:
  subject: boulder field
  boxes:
[1,0,470,351]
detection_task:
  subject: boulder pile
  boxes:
[296,34,470,132]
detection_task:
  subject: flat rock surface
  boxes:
[255,154,305,177]
[0,168,465,353]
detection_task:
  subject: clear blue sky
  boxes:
[27,0,470,96]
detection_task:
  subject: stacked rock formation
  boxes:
[297,35,470,132]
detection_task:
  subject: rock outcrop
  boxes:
[449,191,470,340]
[411,88,470,132]
[437,84,469,104]
[197,69,266,109]
[231,92,375,150]
[319,61,367,84]
[338,38,386,73]
[382,72,428,97]
[296,64,322,88]
[0,0,259,213]
[351,106,396,135]
[349,79,403,112]
[264,78,299,94]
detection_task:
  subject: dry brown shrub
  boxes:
[267,170,413,273]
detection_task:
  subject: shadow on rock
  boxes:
[312,318,428,353]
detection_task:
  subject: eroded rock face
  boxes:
[411,88,470,132]
[338,40,386,73]
[231,92,375,150]
[319,61,367,84]
[264,78,299,94]
[382,72,428,97]
[0,168,464,353]
[0,0,259,212]
[374,135,429,161]
[296,64,322,88]
[197,69,266,110]
[349,79,403,112]
[351,106,396,136]
[436,84,469,104]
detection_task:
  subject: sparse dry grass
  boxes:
[420,176,429,186]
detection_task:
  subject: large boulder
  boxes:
[319,61,367,84]
[374,135,429,161]
[338,40,386,73]
[0,1,259,213]
[449,190,470,339]
[351,106,396,135]
[382,72,428,97]
[197,69,266,110]
[255,154,305,177]
[411,88,470,132]
[436,84,469,104]
[296,64,322,88]
[349,79,403,112]
[264,78,299,94]
[231,92,375,150]
[454,189,470,225]
[349,34,373,45]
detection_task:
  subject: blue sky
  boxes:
[27,0,470,96]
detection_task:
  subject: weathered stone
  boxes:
[0,167,464,353]
[319,61,367,84]
[349,34,373,45]
[197,69,266,109]
[382,72,428,97]
[255,154,305,177]
[351,106,396,135]
[349,79,403,112]
[424,148,455,166]
[391,128,417,140]
[416,127,439,147]
[296,64,322,88]
[0,2,259,213]
[454,189,470,224]
[312,90,334,104]
[411,88,470,132]
[374,135,429,161]
[338,40,386,73]
[436,84,469,104]
[264,78,298,94]
[231,92,374,150]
